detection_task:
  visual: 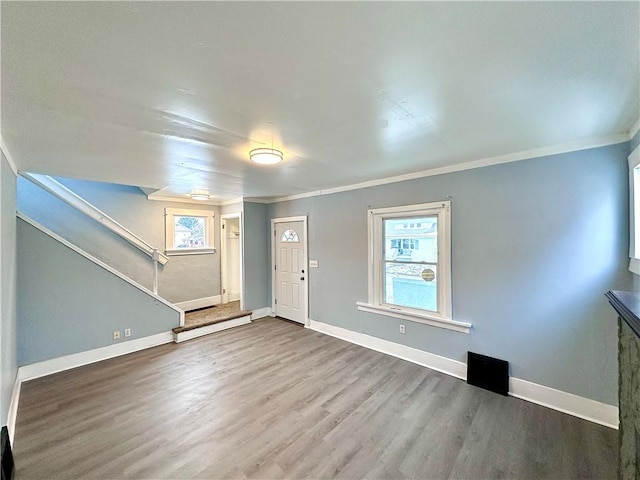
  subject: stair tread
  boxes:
[172,311,252,333]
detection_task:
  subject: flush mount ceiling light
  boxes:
[190,190,210,201]
[249,147,284,165]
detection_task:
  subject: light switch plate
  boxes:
[309,260,319,268]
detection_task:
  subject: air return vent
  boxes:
[467,351,509,396]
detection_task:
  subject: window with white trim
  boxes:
[357,201,470,333]
[165,208,215,255]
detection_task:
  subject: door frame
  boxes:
[221,212,244,310]
[271,215,308,326]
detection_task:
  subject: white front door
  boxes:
[274,220,305,324]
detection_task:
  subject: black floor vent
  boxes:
[1,426,14,480]
[467,351,509,396]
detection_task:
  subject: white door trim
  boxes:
[221,212,244,310]
[271,215,308,326]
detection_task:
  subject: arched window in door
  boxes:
[280,229,300,243]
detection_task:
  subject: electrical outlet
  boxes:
[113,330,121,340]
[399,324,406,334]
[124,328,131,338]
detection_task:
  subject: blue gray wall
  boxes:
[0,153,17,426]
[17,219,181,365]
[18,177,221,304]
[243,201,270,310]
[268,143,632,405]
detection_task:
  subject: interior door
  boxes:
[275,221,305,324]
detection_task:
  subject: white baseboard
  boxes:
[8,332,174,448]
[173,315,251,343]
[6,375,21,445]
[308,319,618,429]
[18,332,174,382]
[308,319,467,379]
[251,307,272,320]
[174,295,222,312]
[509,377,618,429]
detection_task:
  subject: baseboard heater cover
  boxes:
[467,351,509,396]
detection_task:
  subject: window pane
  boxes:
[384,216,437,262]
[174,216,206,248]
[280,229,300,242]
[384,263,437,312]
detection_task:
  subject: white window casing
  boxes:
[357,200,471,334]
[165,207,216,255]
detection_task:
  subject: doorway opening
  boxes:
[221,213,243,312]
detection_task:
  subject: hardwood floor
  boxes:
[14,318,617,479]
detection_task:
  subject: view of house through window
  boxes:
[384,216,438,312]
[165,208,215,255]
[359,200,452,327]
[174,215,206,249]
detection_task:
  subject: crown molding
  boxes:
[268,133,629,204]
[145,193,224,206]
[0,137,19,176]
[145,191,244,206]
[242,197,272,204]
[220,197,244,206]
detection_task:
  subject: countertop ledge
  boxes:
[606,290,640,338]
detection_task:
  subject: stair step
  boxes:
[172,313,252,343]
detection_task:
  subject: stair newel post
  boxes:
[152,248,159,295]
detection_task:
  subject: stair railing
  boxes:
[20,172,168,294]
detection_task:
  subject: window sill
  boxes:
[166,248,217,256]
[356,302,472,334]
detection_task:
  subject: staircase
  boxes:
[19,172,255,348]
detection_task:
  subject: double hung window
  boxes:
[357,201,470,333]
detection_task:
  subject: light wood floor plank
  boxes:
[13,318,617,479]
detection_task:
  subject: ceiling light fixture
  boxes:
[190,191,210,201]
[250,147,283,165]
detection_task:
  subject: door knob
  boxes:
[300,277,305,281]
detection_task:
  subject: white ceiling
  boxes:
[2,2,639,202]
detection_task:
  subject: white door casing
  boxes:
[272,217,307,324]
[221,213,243,308]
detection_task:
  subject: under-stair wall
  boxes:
[18,176,221,304]
[17,217,181,366]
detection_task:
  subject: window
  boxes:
[629,145,640,274]
[280,229,300,242]
[357,201,471,333]
[165,208,215,255]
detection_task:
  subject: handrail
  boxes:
[20,172,169,267]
